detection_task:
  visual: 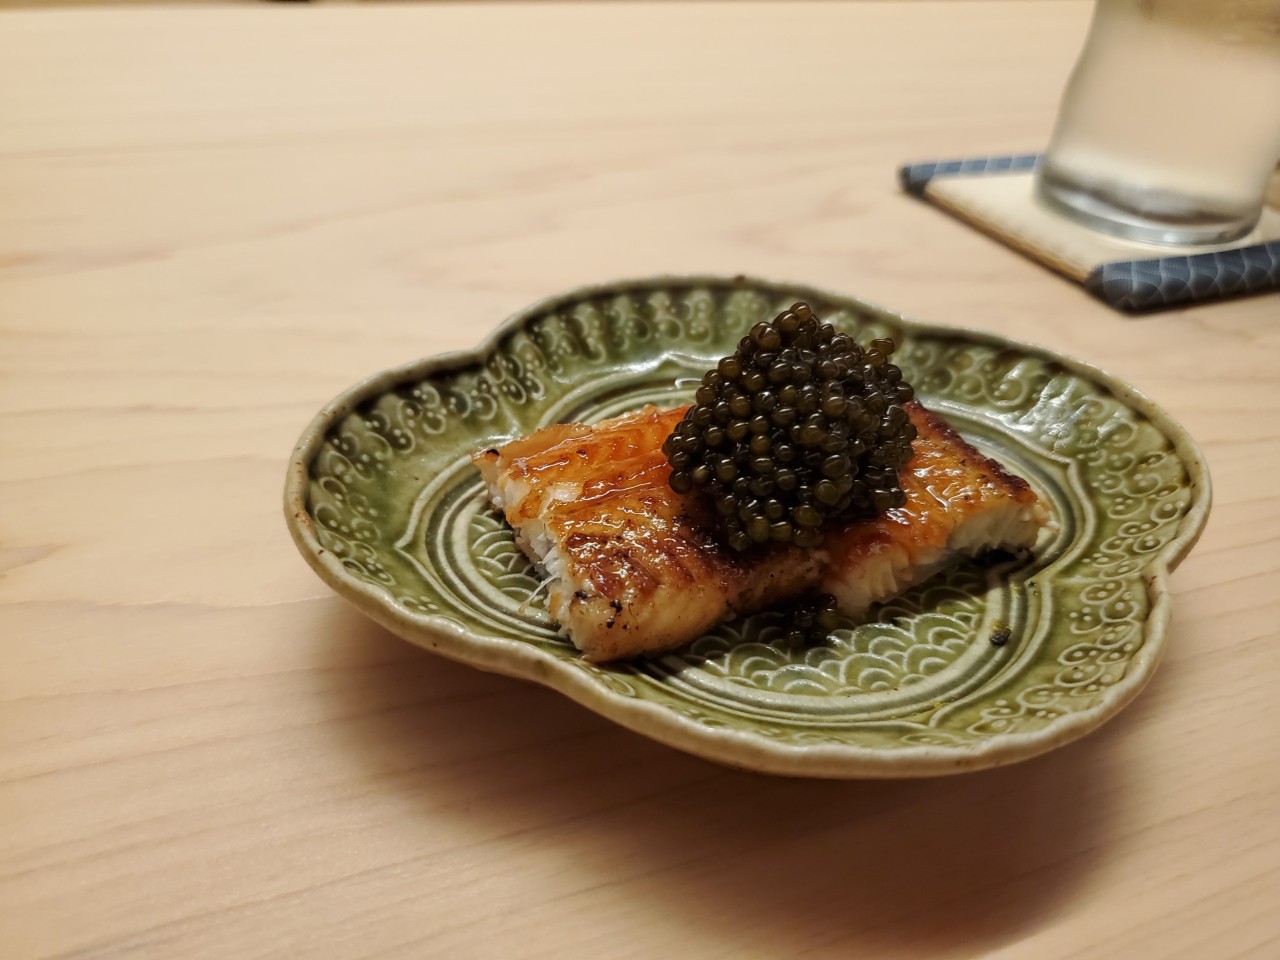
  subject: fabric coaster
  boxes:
[899,153,1280,312]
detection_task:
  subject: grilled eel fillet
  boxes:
[472,402,1048,662]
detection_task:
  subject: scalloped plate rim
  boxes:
[283,274,1212,779]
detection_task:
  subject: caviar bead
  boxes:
[794,527,823,548]
[799,419,826,447]
[772,405,798,427]
[814,479,840,506]
[752,390,778,414]
[794,504,824,528]
[821,455,849,479]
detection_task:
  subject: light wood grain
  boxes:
[2,2,1278,958]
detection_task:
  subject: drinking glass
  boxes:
[1037,0,1280,246]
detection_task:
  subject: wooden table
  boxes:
[3,3,1277,957]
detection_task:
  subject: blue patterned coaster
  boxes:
[899,153,1280,312]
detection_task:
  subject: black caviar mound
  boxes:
[662,301,917,550]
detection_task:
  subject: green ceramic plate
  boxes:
[284,276,1210,778]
